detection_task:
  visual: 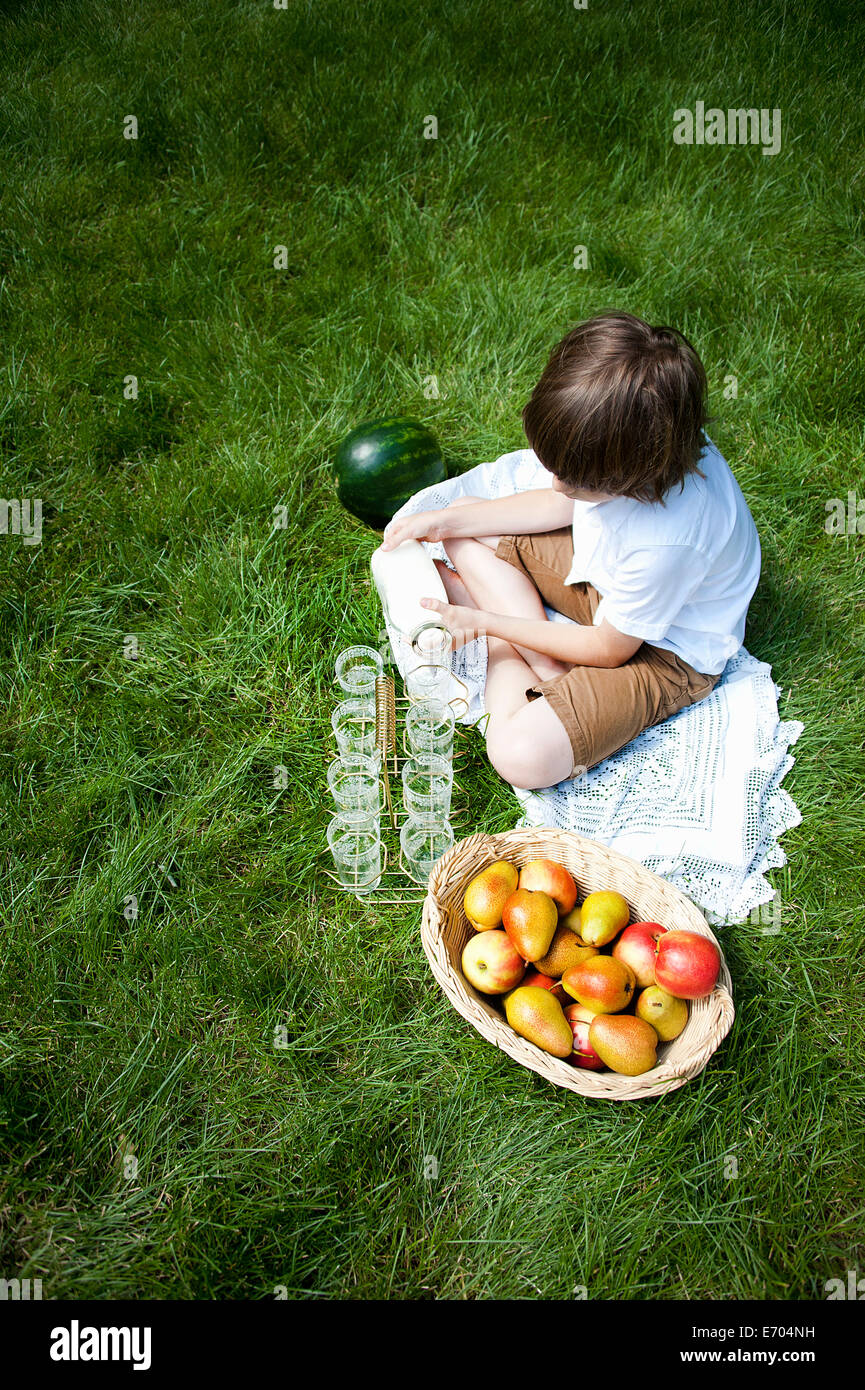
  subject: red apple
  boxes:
[461,929,526,994]
[564,1002,597,1025]
[563,1005,605,1070]
[612,922,668,989]
[654,930,720,1000]
[517,858,578,916]
[522,969,569,1004]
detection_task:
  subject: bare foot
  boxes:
[434,559,475,607]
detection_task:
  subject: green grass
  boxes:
[1,0,864,1300]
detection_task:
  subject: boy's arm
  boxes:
[487,613,643,668]
[419,598,643,669]
[380,489,573,550]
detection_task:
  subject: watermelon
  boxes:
[334,416,445,529]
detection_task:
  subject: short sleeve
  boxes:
[592,544,710,641]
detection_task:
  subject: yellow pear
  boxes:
[562,954,636,1013]
[579,890,630,947]
[534,925,598,977]
[635,986,688,1041]
[502,889,558,962]
[588,1015,658,1075]
[463,860,519,930]
[559,904,583,936]
[505,986,573,1059]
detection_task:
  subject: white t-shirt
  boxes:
[564,436,760,675]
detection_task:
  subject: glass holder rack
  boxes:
[323,669,482,904]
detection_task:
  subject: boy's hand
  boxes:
[419,596,487,648]
[380,509,447,551]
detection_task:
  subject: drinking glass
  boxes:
[405,662,453,704]
[401,753,453,821]
[399,816,454,884]
[334,645,384,698]
[406,623,452,704]
[331,698,378,759]
[327,753,381,818]
[326,813,382,895]
[405,699,455,759]
[412,623,451,666]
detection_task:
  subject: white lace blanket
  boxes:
[384,448,803,922]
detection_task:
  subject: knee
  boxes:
[486,723,544,790]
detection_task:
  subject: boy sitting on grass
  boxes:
[381,312,761,791]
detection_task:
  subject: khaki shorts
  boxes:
[495,528,720,775]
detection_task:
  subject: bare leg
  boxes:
[442,535,571,683]
[433,503,576,788]
[451,627,574,786]
[484,635,545,716]
[434,551,571,778]
[485,668,576,787]
[433,559,475,609]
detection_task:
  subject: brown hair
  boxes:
[522,312,708,503]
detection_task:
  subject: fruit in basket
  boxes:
[612,922,668,989]
[517,859,578,916]
[502,889,558,962]
[565,1003,597,1025]
[463,860,520,931]
[564,1003,605,1070]
[654,931,720,999]
[635,986,688,1041]
[505,986,574,1058]
[589,1015,658,1075]
[534,925,598,977]
[559,904,583,935]
[521,970,569,1004]
[562,955,635,1013]
[578,890,630,947]
[461,930,526,994]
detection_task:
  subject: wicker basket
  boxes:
[421,826,734,1100]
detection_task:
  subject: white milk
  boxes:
[370,540,449,646]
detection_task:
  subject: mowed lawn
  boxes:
[1,0,864,1300]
